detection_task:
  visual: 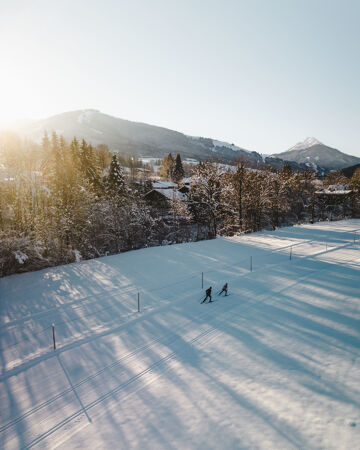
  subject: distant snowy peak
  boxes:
[273,137,360,170]
[288,137,323,151]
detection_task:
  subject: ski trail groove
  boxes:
[0,291,232,434]
[20,306,235,449]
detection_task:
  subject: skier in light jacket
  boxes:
[219,282,228,296]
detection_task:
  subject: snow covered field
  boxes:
[0,220,359,449]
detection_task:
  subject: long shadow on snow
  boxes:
[206,277,360,408]
[1,220,359,449]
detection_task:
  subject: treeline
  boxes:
[189,161,360,238]
[1,132,359,277]
[0,133,191,276]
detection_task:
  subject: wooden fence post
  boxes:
[52,323,56,350]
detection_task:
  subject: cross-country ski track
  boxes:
[0,220,359,449]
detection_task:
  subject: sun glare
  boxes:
[0,64,44,129]
[0,87,24,129]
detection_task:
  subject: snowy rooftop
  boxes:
[181,177,192,184]
[152,181,177,189]
[153,188,186,201]
[327,184,350,191]
[316,189,352,195]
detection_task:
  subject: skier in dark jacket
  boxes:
[201,286,212,303]
[219,282,228,296]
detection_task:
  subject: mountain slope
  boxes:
[15,109,256,162]
[273,138,360,170]
[14,111,357,171]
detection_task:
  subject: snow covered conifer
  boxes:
[172,154,185,183]
[106,154,125,198]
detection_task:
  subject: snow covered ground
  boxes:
[0,220,359,449]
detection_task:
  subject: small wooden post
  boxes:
[250,256,252,272]
[137,292,140,312]
[201,272,203,289]
[52,323,56,350]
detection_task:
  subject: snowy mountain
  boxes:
[12,111,356,171]
[8,110,310,169]
[273,137,360,171]
[1,220,359,448]
[288,137,323,151]
[12,109,257,163]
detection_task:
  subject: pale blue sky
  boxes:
[0,0,359,155]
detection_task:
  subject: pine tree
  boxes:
[79,139,102,193]
[172,154,185,182]
[47,131,62,195]
[106,154,125,197]
[70,138,80,165]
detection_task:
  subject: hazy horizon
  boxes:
[1,0,359,156]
